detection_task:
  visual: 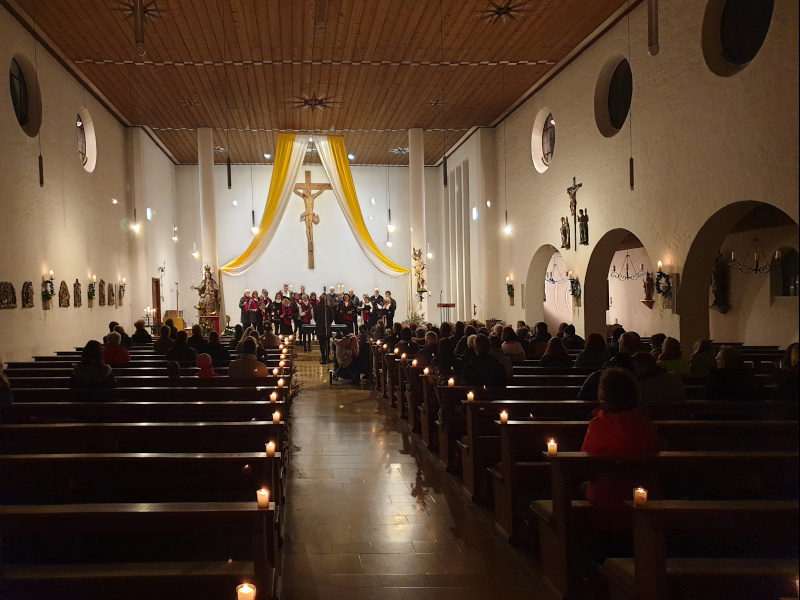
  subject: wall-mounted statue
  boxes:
[560,217,571,250]
[58,280,70,307]
[191,264,219,316]
[643,272,655,301]
[98,279,106,305]
[578,209,589,245]
[22,282,34,308]
[710,252,731,313]
[74,279,82,307]
[108,283,115,306]
[412,248,427,293]
[0,282,17,309]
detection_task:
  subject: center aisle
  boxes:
[283,362,544,600]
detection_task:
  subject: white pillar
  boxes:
[408,128,428,318]
[197,128,219,270]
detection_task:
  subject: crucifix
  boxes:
[567,177,582,251]
[293,170,332,269]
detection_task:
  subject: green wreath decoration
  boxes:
[506,283,515,298]
[41,281,54,304]
[655,272,672,298]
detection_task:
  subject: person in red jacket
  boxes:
[581,368,661,507]
[101,331,131,365]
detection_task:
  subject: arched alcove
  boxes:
[680,201,799,354]
[525,244,572,330]
[585,228,658,338]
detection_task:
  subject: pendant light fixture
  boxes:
[128,64,140,233]
[627,0,635,191]
[502,66,511,235]
[246,63,259,236]
[439,0,448,189]
[222,0,232,189]
[385,64,394,236]
[170,159,178,242]
[33,0,43,187]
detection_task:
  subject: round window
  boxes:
[541,113,555,167]
[702,0,774,76]
[76,107,97,173]
[608,59,632,131]
[8,55,42,137]
[530,109,555,173]
[76,113,87,165]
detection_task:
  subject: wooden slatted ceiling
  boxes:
[10,0,626,164]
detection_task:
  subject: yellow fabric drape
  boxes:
[220,133,296,274]
[328,137,409,275]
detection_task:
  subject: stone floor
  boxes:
[282,360,547,600]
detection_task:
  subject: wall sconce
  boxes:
[568,274,581,298]
[42,270,55,304]
[506,277,515,306]
[88,275,96,301]
[655,270,672,298]
[119,277,127,299]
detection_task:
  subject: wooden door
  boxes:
[151,278,162,327]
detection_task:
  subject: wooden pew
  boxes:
[0,421,287,454]
[602,500,799,600]
[9,386,291,403]
[531,452,800,600]
[0,501,281,600]
[0,400,287,424]
[6,375,293,388]
[0,452,284,505]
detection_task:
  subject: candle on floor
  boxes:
[289,335,294,342]
[282,348,288,355]
[237,582,257,599]
[412,359,418,367]
[279,360,285,368]
[500,410,509,424]
[383,344,388,350]
[266,441,276,457]
[272,368,279,377]
[272,411,281,424]
[279,343,284,350]
[270,391,278,403]
[401,353,407,361]
[633,487,648,508]
[394,348,400,355]
[448,378,455,387]
[423,367,430,376]
[547,439,557,456]
[277,378,285,388]
[467,391,475,402]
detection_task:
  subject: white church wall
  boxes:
[0,7,131,361]
[489,0,798,347]
[710,225,799,347]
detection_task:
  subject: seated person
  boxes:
[102,331,131,364]
[439,322,453,340]
[706,346,761,402]
[71,340,117,391]
[431,337,463,381]
[153,325,174,355]
[529,321,552,345]
[632,351,686,403]
[577,332,640,401]
[166,360,182,381]
[450,321,465,345]
[260,323,281,349]
[187,324,208,354]
[102,321,119,344]
[164,318,178,340]
[228,337,269,378]
[561,324,585,350]
[689,339,717,380]
[555,322,568,339]
[414,331,439,367]
[114,325,134,348]
[205,330,231,363]
[395,327,420,356]
[461,334,507,388]
[228,324,245,350]
[383,323,403,350]
[131,319,153,344]
[489,334,514,381]
[454,325,477,357]
[656,337,690,377]
[574,333,612,370]
[351,324,372,381]
[581,368,661,507]
[773,342,799,401]
[649,333,666,359]
[196,353,217,378]
[501,330,526,364]
[0,356,13,405]
[607,326,625,357]
[166,331,198,363]
[537,337,573,368]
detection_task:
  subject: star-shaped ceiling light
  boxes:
[114,0,164,56]
[390,147,410,155]
[477,0,532,24]
[291,93,340,111]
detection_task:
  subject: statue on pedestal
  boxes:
[578,209,589,245]
[643,272,655,301]
[192,264,220,316]
[22,282,34,308]
[74,279,82,307]
[560,217,571,250]
[412,248,427,293]
[59,281,70,307]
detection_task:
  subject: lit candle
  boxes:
[467,391,475,402]
[49,269,54,279]
[423,367,430,376]
[269,392,278,403]
[237,582,257,599]
[273,368,279,377]
[394,348,400,355]
[633,487,648,508]
[500,410,509,424]
[448,378,455,387]
[266,441,276,457]
[277,378,285,388]
[383,344,388,350]
[547,439,557,456]
[657,260,663,272]
[279,360,285,368]
[568,271,573,278]
[401,353,407,361]
[92,274,96,282]
[775,250,781,260]
[279,344,284,350]
[730,252,735,261]
[282,348,288,355]
[272,411,281,424]
[289,335,294,342]
[412,359,418,367]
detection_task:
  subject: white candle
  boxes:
[266,441,276,457]
[289,335,294,341]
[448,378,455,387]
[467,391,475,402]
[500,410,509,424]
[730,251,735,261]
[237,582,257,599]
[92,274,96,282]
[282,348,288,355]
[657,260,663,272]
[272,368,279,377]
[633,487,648,508]
[423,367,430,376]
[270,392,278,403]
[775,250,781,260]
[256,488,269,507]
[394,348,400,355]
[279,360,285,368]
[401,353,407,361]
[383,344,388,350]
[279,344,284,350]
[277,378,285,388]
[547,439,557,456]
[412,359,418,367]
[49,269,54,279]
[272,411,281,424]
[567,271,573,278]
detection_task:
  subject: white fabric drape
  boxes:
[221,136,308,276]
[313,135,408,278]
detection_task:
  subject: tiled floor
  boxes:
[282,361,546,600]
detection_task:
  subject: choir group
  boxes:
[238,284,397,337]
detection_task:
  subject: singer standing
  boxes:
[314,293,334,364]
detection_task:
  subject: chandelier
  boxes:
[545,264,569,285]
[610,252,646,281]
[729,237,773,275]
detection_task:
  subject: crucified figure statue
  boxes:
[293,170,332,269]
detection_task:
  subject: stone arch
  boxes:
[679,200,798,355]
[524,244,561,326]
